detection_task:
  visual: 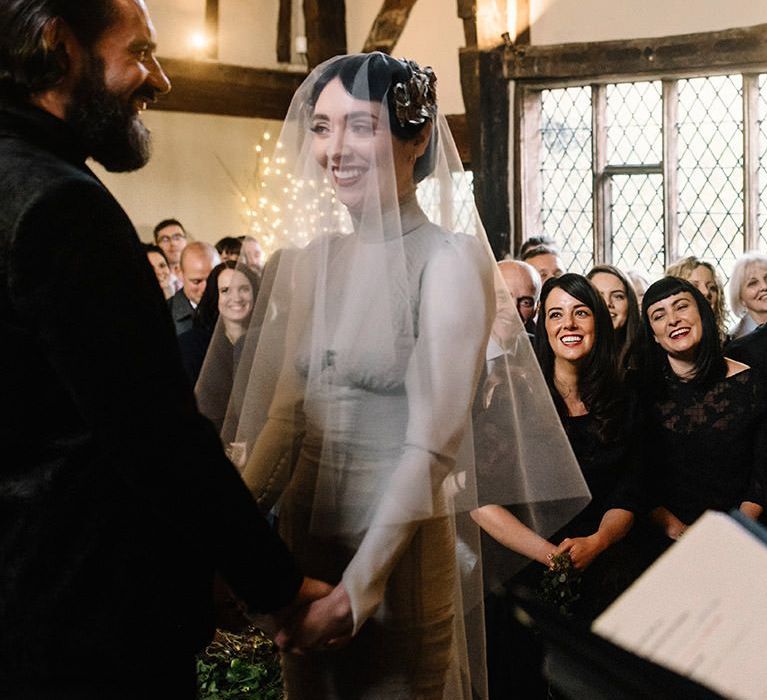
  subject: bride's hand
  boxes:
[276,582,354,653]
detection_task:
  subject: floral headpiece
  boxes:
[392,60,437,127]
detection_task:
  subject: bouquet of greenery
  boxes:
[539,552,581,617]
[196,627,284,700]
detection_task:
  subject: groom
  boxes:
[0,1,327,697]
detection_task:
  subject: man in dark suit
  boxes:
[168,240,219,334]
[0,1,326,697]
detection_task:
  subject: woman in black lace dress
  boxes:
[641,277,766,543]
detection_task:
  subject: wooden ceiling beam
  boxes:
[362,0,419,54]
[303,0,347,68]
[152,58,306,120]
[506,23,767,82]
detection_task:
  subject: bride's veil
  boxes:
[196,52,589,699]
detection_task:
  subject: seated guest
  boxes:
[517,234,558,260]
[666,255,727,344]
[497,259,541,335]
[215,236,242,262]
[521,242,564,283]
[187,263,260,430]
[535,274,643,618]
[728,251,767,340]
[153,217,187,290]
[142,243,173,300]
[641,277,766,545]
[587,264,641,376]
[168,242,220,335]
[240,235,265,274]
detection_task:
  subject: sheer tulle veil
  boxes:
[196,52,589,699]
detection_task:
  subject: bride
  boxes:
[199,52,588,699]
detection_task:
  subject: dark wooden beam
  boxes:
[362,0,419,54]
[445,113,470,165]
[303,0,347,69]
[204,0,219,60]
[277,0,292,63]
[460,47,510,258]
[153,58,306,120]
[506,23,767,82]
[457,0,477,48]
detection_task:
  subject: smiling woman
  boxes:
[640,276,767,545]
[531,273,645,619]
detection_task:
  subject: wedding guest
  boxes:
[666,255,727,343]
[153,217,187,289]
[142,243,173,299]
[728,251,767,340]
[517,234,558,261]
[178,262,259,387]
[215,236,242,262]
[168,241,220,335]
[641,277,766,546]
[521,242,564,283]
[587,264,641,375]
[535,274,643,617]
[497,259,541,334]
[240,235,265,273]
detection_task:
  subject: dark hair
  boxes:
[195,261,260,335]
[587,264,641,374]
[141,242,168,263]
[153,218,185,242]
[534,273,623,442]
[518,235,558,260]
[215,236,242,257]
[521,243,559,262]
[0,0,118,99]
[641,276,726,389]
[308,52,437,182]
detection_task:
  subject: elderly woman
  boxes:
[641,277,766,543]
[666,256,727,343]
[728,251,767,340]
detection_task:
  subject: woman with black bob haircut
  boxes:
[533,273,644,619]
[640,276,766,544]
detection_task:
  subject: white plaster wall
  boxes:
[346,0,467,114]
[91,111,282,243]
[530,0,767,45]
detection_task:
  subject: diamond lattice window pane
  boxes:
[417,171,477,235]
[677,75,744,287]
[607,81,662,164]
[540,87,593,273]
[610,174,665,278]
[759,74,767,250]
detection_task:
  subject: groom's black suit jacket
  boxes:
[0,98,301,692]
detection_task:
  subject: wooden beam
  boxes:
[303,0,347,69]
[362,0,419,54]
[445,113,470,165]
[506,23,767,82]
[461,47,510,258]
[204,0,219,60]
[457,0,477,48]
[276,0,292,63]
[153,58,306,120]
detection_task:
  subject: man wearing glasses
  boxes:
[153,217,187,290]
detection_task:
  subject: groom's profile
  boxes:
[0,1,322,697]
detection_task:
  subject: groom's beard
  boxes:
[65,53,153,172]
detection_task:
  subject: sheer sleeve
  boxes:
[342,236,493,633]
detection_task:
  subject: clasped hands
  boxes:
[547,533,606,571]
[259,577,354,654]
